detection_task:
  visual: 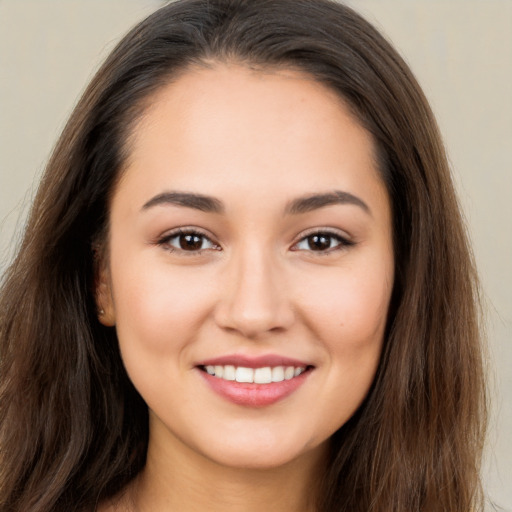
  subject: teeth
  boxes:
[271,366,285,382]
[235,367,254,383]
[204,364,306,383]
[223,365,236,381]
[284,366,295,380]
[254,367,272,384]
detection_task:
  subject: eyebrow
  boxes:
[285,191,371,216]
[141,189,370,216]
[142,191,224,213]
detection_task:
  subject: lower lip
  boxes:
[198,369,311,407]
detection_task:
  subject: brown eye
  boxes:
[306,234,332,251]
[293,231,353,253]
[179,233,204,251]
[161,230,218,252]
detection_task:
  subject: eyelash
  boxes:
[156,228,354,255]
[157,228,220,254]
[291,229,355,254]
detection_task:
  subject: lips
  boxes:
[196,354,314,407]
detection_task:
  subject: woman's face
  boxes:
[99,64,394,470]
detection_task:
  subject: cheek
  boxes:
[108,256,220,414]
[298,263,391,429]
[298,258,393,349]
[295,254,392,417]
[109,252,217,358]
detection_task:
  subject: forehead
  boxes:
[116,63,386,212]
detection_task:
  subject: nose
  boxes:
[213,246,295,339]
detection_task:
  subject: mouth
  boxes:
[196,356,314,407]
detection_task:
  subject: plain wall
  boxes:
[1,0,511,507]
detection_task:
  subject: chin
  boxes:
[195,432,327,472]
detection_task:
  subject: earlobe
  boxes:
[95,263,116,327]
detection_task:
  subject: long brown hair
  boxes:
[0,1,487,510]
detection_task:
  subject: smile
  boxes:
[202,365,306,384]
[196,356,314,407]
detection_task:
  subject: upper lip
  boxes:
[196,354,312,369]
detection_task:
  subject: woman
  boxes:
[0,0,487,511]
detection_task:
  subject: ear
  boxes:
[94,253,116,327]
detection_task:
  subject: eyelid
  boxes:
[290,227,355,252]
[156,226,221,253]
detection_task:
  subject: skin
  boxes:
[97,63,394,511]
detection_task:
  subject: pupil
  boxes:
[180,234,202,250]
[308,234,331,251]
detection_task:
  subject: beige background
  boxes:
[1,0,511,507]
